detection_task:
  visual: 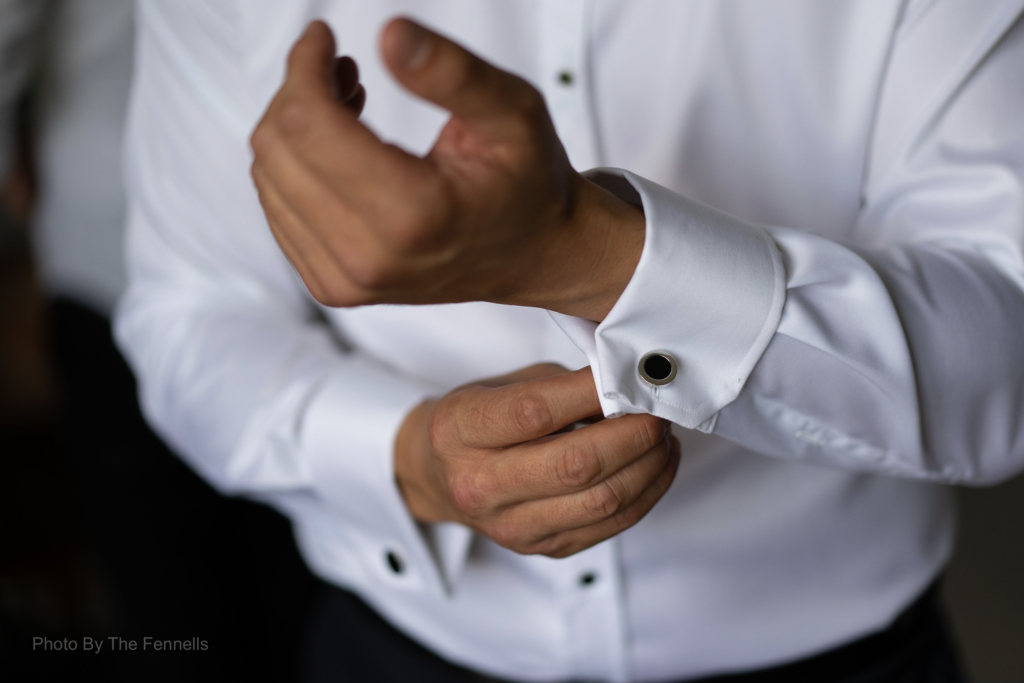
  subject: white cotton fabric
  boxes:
[116,2,1024,681]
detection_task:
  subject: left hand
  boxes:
[394,364,680,558]
[250,18,645,321]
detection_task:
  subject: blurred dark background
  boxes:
[1,2,327,680]
[0,83,323,683]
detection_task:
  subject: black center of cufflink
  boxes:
[643,355,673,381]
[638,352,678,386]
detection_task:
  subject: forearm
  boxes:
[715,233,1024,485]
[552,169,1024,486]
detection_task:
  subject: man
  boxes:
[117,1,1024,681]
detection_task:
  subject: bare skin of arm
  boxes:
[250,18,645,322]
[395,365,679,558]
[250,21,672,557]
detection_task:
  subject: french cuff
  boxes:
[301,356,472,596]
[552,168,786,430]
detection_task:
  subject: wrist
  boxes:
[513,173,646,322]
[569,176,646,321]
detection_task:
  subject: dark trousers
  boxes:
[304,579,967,683]
[49,298,322,682]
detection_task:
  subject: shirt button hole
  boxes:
[385,550,405,575]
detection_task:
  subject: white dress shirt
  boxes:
[116,2,1024,681]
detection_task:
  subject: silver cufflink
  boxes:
[638,351,678,386]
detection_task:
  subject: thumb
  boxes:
[380,17,541,123]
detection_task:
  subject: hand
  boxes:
[250,19,645,322]
[394,364,680,558]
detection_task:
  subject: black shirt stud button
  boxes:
[557,70,575,86]
[385,550,404,575]
[639,352,678,386]
[579,572,597,587]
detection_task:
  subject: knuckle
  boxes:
[485,522,531,553]
[384,182,452,256]
[249,160,264,188]
[654,437,673,463]
[249,122,273,157]
[436,391,486,449]
[542,544,574,560]
[447,470,496,517]
[554,441,601,490]
[341,255,395,291]
[512,84,547,125]
[308,277,359,308]
[507,392,554,437]
[635,415,666,452]
[427,403,459,451]
[277,99,313,138]
[387,211,438,255]
[483,522,511,548]
[583,480,625,519]
[537,535,576,559]
[614,500,647,530]
[305,281,331,306]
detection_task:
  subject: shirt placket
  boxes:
[538,0,603,172]
[538,9,626,681]
[555,537,630,682]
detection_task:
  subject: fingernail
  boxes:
[395,20,431,70]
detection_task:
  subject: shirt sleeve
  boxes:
[556,1,1024,486]
[114,1,463,596]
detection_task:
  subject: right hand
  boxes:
[250,20,645,322]
[394,364,680,558]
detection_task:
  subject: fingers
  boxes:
[503,433,675,534]
[285,20,337,100]
[538,439,680,558]
[330,56,366,114]
[252,161,374,305]
[425,360,678,558]
[251,114,409,289]
[485,436,681,557]
[474,363,570,388]
[441,368,602,449]
[381,17,543,123]
[488,412,670,504]
[252,22,426,210]
[251,21,440,303]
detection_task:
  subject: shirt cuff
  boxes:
[301,356,472,595]
[552,168,786,430]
